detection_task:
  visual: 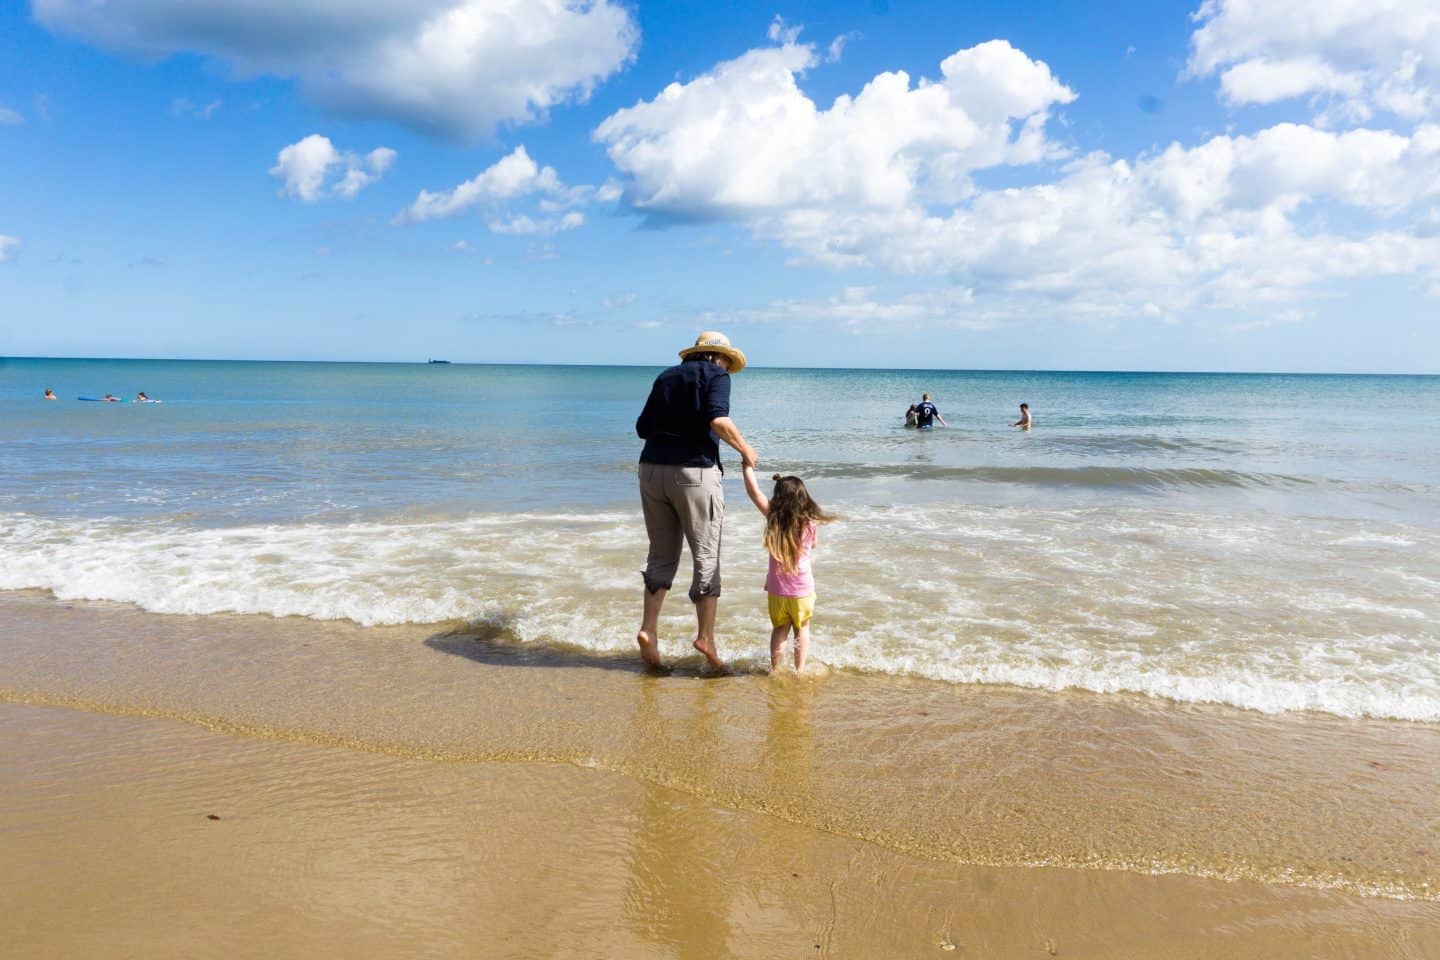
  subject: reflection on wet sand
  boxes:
[623,677,733,957]
[763,676,815,810]
[621,676,855,959]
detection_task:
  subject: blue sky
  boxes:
[2,0,1438,372]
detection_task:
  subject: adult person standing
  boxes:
[635,331,759,670]
[914,393,947,429]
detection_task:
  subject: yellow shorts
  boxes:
[768,593,815,630]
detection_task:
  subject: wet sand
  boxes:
[3,591,1440,956]
[7,702,1440,959]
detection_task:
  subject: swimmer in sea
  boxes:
[44,388,57,400]
[136,391,152,402]
[1011,403,1031,430]
[103,393,119,402]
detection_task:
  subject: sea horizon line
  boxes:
[4,355,1437,378]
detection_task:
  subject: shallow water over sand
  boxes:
[5,594,1438,903]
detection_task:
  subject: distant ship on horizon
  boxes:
[427,359,451,364]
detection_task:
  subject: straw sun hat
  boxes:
[678,330,747,373]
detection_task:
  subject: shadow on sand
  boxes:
[423,616,751,679]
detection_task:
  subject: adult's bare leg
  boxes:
[638,463,682,669]
[636,586,666,667]
[692,595,725,669]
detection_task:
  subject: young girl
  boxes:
[742,464,835,672]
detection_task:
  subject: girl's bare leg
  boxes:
[794,621,811,672]
[769,624,790,672]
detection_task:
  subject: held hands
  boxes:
[741,446,760,469]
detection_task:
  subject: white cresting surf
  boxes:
[5,358,1440,722]
[4,504,1437,722]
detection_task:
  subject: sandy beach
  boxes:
[4,590,1439,957]
[10,0,1440,947]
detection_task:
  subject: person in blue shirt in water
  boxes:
[912,393,947,429]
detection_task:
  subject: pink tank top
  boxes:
[764,521,816,597]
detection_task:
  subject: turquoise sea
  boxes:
[4,357,1439,720]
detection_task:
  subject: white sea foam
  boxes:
[0,511,638,627]
[3,506,1438,723]
[1331,534,1417,547]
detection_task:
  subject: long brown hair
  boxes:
[763,474,835,572]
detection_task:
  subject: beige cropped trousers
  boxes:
[639,463,724,602]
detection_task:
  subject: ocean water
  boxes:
[4,357,1439,721]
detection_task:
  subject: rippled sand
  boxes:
[3,590,1440,956]
[7,701,1440,959]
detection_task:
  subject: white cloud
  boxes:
[398,146,615,236]
[1142,123,1440,219]
[596,31,1440,324]
[1189,0,1440,122]
[398,146,562,223]
[0,106,23,125]
[35,0,638,141]
[269,134,395,202]
[1225,306,1313,334]
[596,39,1074,222]
[171,97,223,119]
[0,235,20,262]
[767,16,802,46]
[826,32,859,64]
[703,286,987,333]
[1215,56,1361,106]
[335,147,397,198]
[487,211,585,235]
[270,135,342,202]
[767,126,1440,315]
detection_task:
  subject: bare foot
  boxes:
[692,636,726,671]
[636,629,662,668]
